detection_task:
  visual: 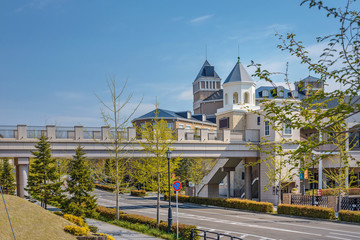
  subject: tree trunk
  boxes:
[116,159,119,220]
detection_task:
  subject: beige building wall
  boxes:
[199,100,223,116]
[216,111,247,131]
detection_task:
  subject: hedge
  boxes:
[277,204,335,219]
[164,194,273,213]
[306,188,360,196]
[130,190,146,197]
[96,206,124,220]
[96,205,197,240]
[95,184,125,193]
[338,210,360,223]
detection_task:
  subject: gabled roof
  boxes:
[223,60,254,84]
[132,109,216,125]
[194,60,220,81]
[203,89,223,101]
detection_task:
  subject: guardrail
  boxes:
[191,229,243,240]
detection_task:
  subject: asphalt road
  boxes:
[94,189,360,240]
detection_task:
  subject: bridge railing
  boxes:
[0,125,260,143]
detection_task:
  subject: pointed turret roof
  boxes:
[223,60,254,84]
[194,60,220,81]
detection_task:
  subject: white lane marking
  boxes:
[326,236,351,240]
[330,232,360,239]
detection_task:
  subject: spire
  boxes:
[237,45,240,63]
[223,60,254,84]
[194,60,221,81]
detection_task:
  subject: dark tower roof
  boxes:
[223,61,254,84]
[194,60,220,81]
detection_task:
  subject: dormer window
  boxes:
[262,90,269,97]
[278,87,284,97]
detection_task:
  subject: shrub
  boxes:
[97,205,197,240]
[98,233,115,240]
[164,194,273,213]
[131,190,146,197]
[277,204,335,219]
[338,210,360,223]
[96,206,124,220]
[305,188,360,196]
[88,225,98,233]
[64,225,89,236]
[63,214,87,227]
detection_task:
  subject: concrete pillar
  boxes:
[74,126,83,140]
[208,184,219,198]
[17,125,27,139]
[200,129,209,142]
[101,126,110,140]
[245,164,252,200]
[177,128,185,141]
[46,125,56,139]
[226,171,231,198]
[14,157,29,198]
[223,129,230,142]
[127,127,136,140]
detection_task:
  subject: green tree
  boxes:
[0,159,16,195]
[27,135,63,209]
[248,0,360,190]
[133,107,179,227]
[63,146,97,217]
[95,75,142,220]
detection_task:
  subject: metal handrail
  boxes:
[191,229,243,240]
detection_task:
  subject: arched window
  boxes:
[225,93,228,105]
[244,92,250,104]
[233,92,239,104]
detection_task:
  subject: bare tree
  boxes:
[95,75,142,220]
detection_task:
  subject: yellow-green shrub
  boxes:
[63,214,87,227]
[130,190,146,197]
[339,210,360,223]
[164,194,273,213]
[97,205,197,240]
[98,233,115,240]
[306,188,360,196]
[277,204,335,219]
[96,206,124,220]
[64,225,89,236]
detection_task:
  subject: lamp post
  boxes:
[58,160,61,182]
[166,149,173,233]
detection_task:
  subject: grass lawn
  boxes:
[0,194,77,240]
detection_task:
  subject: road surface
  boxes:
[94,189,360,240]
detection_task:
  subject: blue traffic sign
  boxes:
[173,181,182,191]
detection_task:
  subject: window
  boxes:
[257,116,260,125]
[233,92,239,103]
[244,92,250,103]
[140,123,145,129]
[219,118,229,129]
[284,122,292,135]
[225,93,228,105]
[206,81,209,89]
[186,125,191,130]
[167,123,173,130]
[179,124,184,129]
[265,121,270,136]
[213,81,216,89]
[262,90,269,97]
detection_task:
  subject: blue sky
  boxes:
[0,0,351,126]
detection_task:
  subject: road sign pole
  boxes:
[176,191,178,239]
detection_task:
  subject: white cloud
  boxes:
[189,14,214,23]
[177,88,193,100]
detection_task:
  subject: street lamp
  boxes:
[166,149,173,233]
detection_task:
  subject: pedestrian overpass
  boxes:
[0,125,260,200]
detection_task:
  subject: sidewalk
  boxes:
[40,204,160,240]
[86,218,160,240]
